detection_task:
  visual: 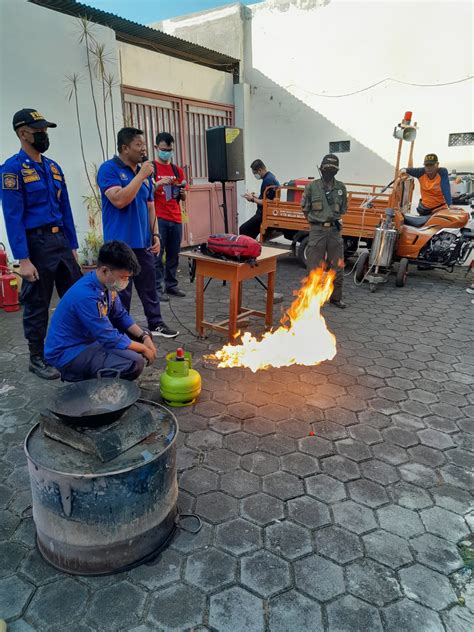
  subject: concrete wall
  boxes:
[0,0,123,258]
[119,42,235,105]
[156,0,474,224]
[151,3,244,63]
[0,1,235,260]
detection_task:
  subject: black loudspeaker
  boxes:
[206,126,244,182]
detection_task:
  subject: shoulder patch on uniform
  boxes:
[2,173,19,190]
[53,174,63,181]
[50,163,60,175]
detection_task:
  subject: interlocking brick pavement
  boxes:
[0,255,473,630]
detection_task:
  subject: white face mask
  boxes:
[105,279,129,292]
[254,173,262,180]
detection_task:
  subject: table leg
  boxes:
[238,281,243,314]
[265,270,275,329]
[196,273,205,337]
[229,280,239,341]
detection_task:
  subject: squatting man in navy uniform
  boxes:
[1,109,81,380]
[45,241,157,382]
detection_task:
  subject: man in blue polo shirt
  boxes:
[97,127,178,338]
[45,241,157,381]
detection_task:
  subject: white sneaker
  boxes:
[151,324,179,338]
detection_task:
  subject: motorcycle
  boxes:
[396,203,474,271]
[355,201,474,290]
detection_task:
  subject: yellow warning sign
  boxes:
[225,128,240,144]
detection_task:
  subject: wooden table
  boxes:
[184,246,288,341]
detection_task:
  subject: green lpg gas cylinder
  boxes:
[160,348,202,407]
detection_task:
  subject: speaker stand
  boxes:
[220,181,229,233]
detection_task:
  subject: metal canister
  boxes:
[369,225,398,267]
[25,401,178,575]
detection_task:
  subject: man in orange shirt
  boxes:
[153,132,188,301]
[400,153,452,216]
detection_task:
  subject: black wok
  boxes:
[49,370,140,427]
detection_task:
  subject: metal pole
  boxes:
[221,181,229,233]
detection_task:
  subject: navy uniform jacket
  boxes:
[1,148,79,260]
[45,271,134,369]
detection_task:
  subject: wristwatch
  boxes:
[138,329,152,343]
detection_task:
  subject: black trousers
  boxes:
[60,342,145,382]
[21,229,82,357]
[119,248,163,329]
[239,211,262,239]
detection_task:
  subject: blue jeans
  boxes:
[155,218,183,295]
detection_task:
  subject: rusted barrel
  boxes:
[24,400,178,575]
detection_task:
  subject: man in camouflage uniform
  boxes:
[301,154,347,308]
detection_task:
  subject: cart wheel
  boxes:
[396,258,409,287]
[298,235,309,268]
[354,251,370,283]
[369,283,376,293]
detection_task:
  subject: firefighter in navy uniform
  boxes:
[301,154,347,308]
[45,241,157,382]
[1,109,81,379]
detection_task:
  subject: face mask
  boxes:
[158,150,172,161]
[105,278,129,292]
[31,131,50,153]
[254,173,262,180]
[321,167,338,180]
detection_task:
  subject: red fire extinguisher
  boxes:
[0,243,7,269]
[0,264,20,312]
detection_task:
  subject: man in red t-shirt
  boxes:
[153,132,187,300]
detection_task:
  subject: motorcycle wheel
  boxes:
[355,251,370,283]
[298,236,309,268]
[396,258,409,287]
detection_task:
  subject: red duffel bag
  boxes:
[205,234,262,260]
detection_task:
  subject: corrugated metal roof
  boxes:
[28,0,240,75]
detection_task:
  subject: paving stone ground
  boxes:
[0,254,473,631]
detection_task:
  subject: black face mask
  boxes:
[321,167,338,181]
[30,131,50,153]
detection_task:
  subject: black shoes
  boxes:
[29,355,60,380]
[330,299,347,309]
[167,288,186,297]
[151,324,179,338]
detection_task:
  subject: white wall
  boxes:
[0,0,122,259]
[156,0,474,224]
[119,42,235,105]
[152,3,244,62]
[248,0,473,177]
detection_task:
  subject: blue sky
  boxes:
[85,0,263,23]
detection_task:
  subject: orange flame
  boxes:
[209,267,337,372]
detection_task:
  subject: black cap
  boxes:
[423,153,438,165]
[12,108,57,131]
[321,154,339,168]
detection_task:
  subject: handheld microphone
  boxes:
[141,155,157,185]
